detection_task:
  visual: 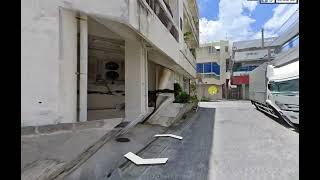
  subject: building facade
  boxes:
[229,9,298,100]
[229,38,279,100]
[21,0,199,127]
[195,40,230,100]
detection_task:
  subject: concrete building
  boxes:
[21,0,199,127]
[195,41,230,100]
[229,37,279,100]
[271,10,299,68]
[229,9,298,100]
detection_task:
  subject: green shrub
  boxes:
[174,91,190,103]
[190,95,199,103]
[174,83,182,97]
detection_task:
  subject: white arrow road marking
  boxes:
[124,152,168,165]
[154,134,183,140]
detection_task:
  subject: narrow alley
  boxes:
[21,1,300,179]
[109,101,299,180]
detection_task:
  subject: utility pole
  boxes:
[261,28,271,61]
[261,28,264,48]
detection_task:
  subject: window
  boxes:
[180,18,183,31]
[196,62,220,75]
[279,35,299,53]
[225,46,228,52]
[234,65,258,72]
[208,46,215,54]
[197,64,203,73]
[269,79,299,94]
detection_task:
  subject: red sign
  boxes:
[231,76,249,85]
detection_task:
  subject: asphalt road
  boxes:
[116,101,299,180]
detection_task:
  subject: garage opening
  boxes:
[80,17,125,121]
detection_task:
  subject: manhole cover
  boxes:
[116,137,130,142]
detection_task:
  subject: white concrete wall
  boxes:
[21,0,129,127]
[125,39,148,120]
[58,9,78,125]
[21,4,79,126]
[21,1,61,126]
[128,0,196,78]
[87,83,125,110]
[88,94,125,110]
[21,0,197,126]
[88,17,122,40]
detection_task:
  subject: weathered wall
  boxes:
[21,1,66,126]
[21,0,197,126]
[88,17,122,40]
[125,39,148,120]
[197,84,223,100]
[158,67,174,90]
[128,0,196,78]
[87,83,125,110]
[148,61,157,91]
[21,0,130,127]
[196,41,229,86]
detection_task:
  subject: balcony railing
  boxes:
[145,0,179,42]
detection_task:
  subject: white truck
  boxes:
[249,60,299,128]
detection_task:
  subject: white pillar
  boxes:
[79,14,88,122]
[125,40,148,121]
[59,9,77,123]
[158,67,172,90]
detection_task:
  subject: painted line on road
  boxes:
[154,134,183,140]
[124,152,168,165]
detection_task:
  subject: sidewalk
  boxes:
[64,123,167,180]
[21,118,122,179]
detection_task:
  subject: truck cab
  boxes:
[266,61,299,126]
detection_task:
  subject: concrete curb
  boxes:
[21,119,122,136]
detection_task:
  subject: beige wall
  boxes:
[197,84,223,100]
[196,40,229,86]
